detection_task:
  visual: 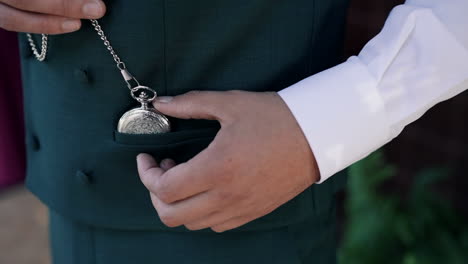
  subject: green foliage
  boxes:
[339,151,468,264]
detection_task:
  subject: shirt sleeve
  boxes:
[278,0,468,183]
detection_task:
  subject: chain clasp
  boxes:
[117,62,141,89]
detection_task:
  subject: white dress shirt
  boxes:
[278,0,468,183]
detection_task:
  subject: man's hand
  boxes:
[137,90,320,232]
[0,0,106,34]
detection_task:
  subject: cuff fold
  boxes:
[279,57,391,183]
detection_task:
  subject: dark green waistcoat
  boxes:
[19,0,349,231]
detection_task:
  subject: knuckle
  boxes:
[156,189,176,204]
[37,18,60,34]
[183,90,202,101]
[218,189,248,203]
[140,168,163,191]
[211,226,226,233]
[184,224,195,231]
[184,223,203,231]
[47,0,71,17]
[158,209,180,227]
[150,194,159,208]
[225,90,245,103]
[226,90,243,97]
[185,90,202,97]
[153,180,176,204]
[60,0,70,15]
[59,0,76,17]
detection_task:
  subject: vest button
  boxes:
[74,68,91,84]
[76,170,93,185]
[30,135,40,151]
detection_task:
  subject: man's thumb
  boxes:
[152,91,222,120]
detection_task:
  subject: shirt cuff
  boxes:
[278,57,391,183]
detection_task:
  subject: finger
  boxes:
[137,153,165,191]
[160,158,176,171]
[185,208,242,231]
[150,191,222,228]
[210,215,254,233]
[2,0,106,19]
[0,3,81,34]
[153,91,229,121]
[149,144,223,204]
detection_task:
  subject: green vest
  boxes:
[19,0,349,231]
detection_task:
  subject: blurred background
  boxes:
[1,0,467,263]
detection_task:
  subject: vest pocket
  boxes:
[113,127,219,146]
[111,127,219,163]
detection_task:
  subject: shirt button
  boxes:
[76,170,93,185]
[74,68,91,84]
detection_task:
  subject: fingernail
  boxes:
[136,153,144,162]
[82,1,104,18]
[137,153,150,162]
[62,20,81,32]
[155,96,173,103]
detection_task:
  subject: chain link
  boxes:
[26,20,123,67]
[89,19,124,68]
[26,19,142,90]
[88,19,141,89]
[26,33,48,61]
